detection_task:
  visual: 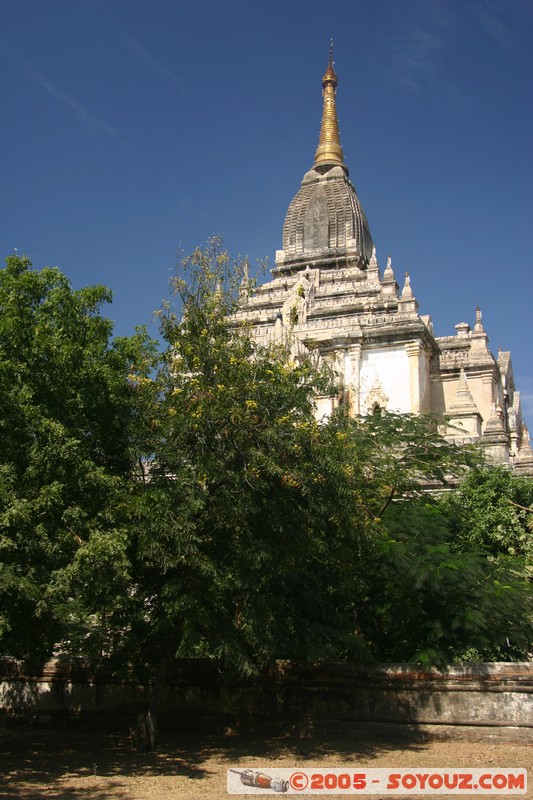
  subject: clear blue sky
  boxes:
[1,0,532,421]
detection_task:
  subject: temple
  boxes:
[233,51,533,474]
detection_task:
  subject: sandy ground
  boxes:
[0,726,531,800]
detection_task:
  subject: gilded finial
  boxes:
[324,38,336,84]
[314,43,345,167]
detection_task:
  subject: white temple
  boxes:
[233,52,532,474]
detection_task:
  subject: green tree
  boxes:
[9,244,530,747]
[439,466,533,565]
[333,410,478,520]
[317,414,532,666]
[0,255,156,661]
[358,499,532,665]
[357,455,533,665]
[61,242,532,747]
[102,241,375,748]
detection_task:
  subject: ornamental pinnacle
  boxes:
[314,43,345,167]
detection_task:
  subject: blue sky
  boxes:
[1,0,532,421]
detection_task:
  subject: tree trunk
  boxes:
[137,639,174,752]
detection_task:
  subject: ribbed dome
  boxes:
[281,164,374,266]
[275,53,373,273]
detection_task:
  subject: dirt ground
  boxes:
[0,725,531,800]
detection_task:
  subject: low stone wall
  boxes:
[1,659,531,740]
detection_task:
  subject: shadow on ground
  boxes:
[0,723,430,798]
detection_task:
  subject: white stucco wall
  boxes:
[359,347,411,413]
[418,349,431,413]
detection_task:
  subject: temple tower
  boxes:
[232,51,530,471]
[274,48,373,275]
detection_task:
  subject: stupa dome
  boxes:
[275,49,373,272]
[281,164,373,267]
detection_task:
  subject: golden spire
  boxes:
[314,42,345,167]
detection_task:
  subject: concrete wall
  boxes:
[0,659,531,740]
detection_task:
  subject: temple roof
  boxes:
[275,50,373,273]
[314,45,345,168]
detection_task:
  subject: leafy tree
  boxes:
[317,414,532,666]
[438,466,533,565]
[4,247,531,748]
[78,240,374,748]
[62,240,518,745]
[358,497,532,665]
[332,410,478,520]
[54,241,532,746]
[358,453,533,664]
[0,255,156,661]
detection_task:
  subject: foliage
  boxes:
[332,410,477,520]
[1,245,531,697]
[358,499,532,665]
[63,240,529,681]
[437,466,533,566]
[315,415,532,666]
[0,255,156,661]
[95,240,371,679]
